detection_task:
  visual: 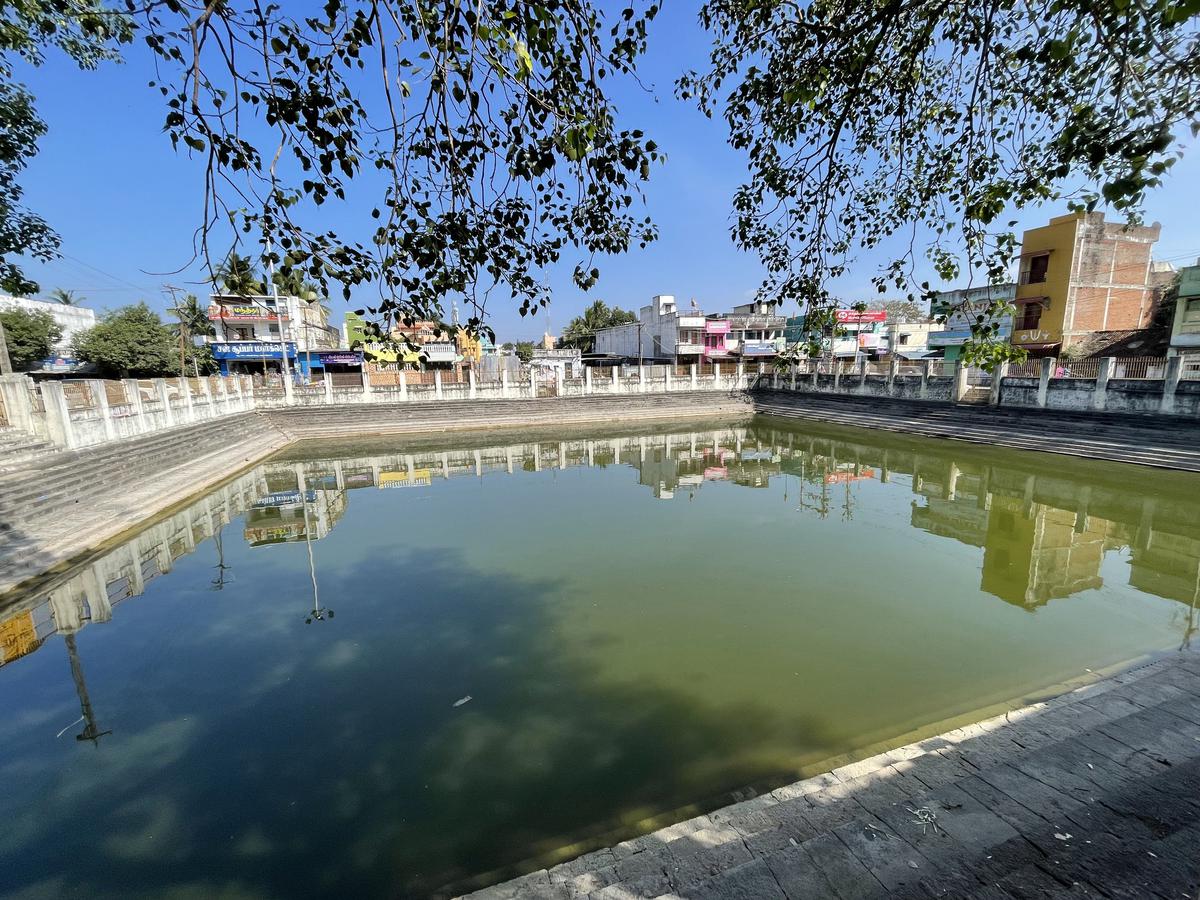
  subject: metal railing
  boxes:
[1055,359,1101,379]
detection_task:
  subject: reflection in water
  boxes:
[1,418,1199,897]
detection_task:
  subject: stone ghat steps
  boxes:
[461,652,1200,900]
[752,391,1200,472]
[0,427,61,474]
[0,416,286,594]
[266,393,753,439]
[0,413,281,529]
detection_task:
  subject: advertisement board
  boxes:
[210,341,297,360]
[208,305,277,321]
[704,320,731,334]
[835,310,887,324]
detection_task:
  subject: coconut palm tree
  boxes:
[48,288,82,306]
[172,293,215,339]
[214,252,265,296]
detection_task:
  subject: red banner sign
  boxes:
[835,310,887,324]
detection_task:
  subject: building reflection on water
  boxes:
[2,423,1198,677]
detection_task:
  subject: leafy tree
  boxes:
[0,307,61,369]
[48,288,82,306]
[680,0,1200,367]
[133,0,662,341]
[73,303,177,378]
[0,3,130,295]
[867,300,926,323]
[514,341,534,364]
[560,300,639,350]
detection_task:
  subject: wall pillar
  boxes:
[833,361,841,391]
[790,365,797,391]
[857,357,868,394]
[714,363,721,386]
[0,374,36,434]
[1093,356,1113,411]
[1036,357,1054,408]
[469,368,477,400]
[555,366,564,397]
[324,371,335,404]
[887,355,899,395]
[398,369,408,400]
[952,361,969,402]
[435,369,444,400]
[664,366,672,393]
[155,379,175,427]
[584,367,593,395]
[122,378,147,433]
[282,367,294,405]
[811,359,819,390]
[1161,355,1182,414]
[691,363,698,389]
[87,379,117,441]
[612,365,620,394]
[989,361,1008,407]
[178,377,194,423]
[737,362,746,389]
[919,359,931,400]
[639,365,647,393]
[501,368,511,398]
[41,381,78,448]
[530,367,538,399]
[772,367,780,389]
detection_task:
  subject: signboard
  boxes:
[835,310,887,324]
[252,489,316,508]
[704,320,731,334]
[210,341,296,360]
[38,356,83,373]
[314,351,363,365]
[826,468,876,485]
[208,304,277,321]
[857,333,881,348]
[740,340,778,356]
[379,469,432,488]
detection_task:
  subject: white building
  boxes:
[0,296,97,361]
[592,295,784,364]
[929,284,1016,362]
[207,292,339,377]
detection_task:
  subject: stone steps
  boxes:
[0,427,61,473]
[752,392,1200,472]
[264,393,753,440]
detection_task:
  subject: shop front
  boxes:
[210,341,298,377]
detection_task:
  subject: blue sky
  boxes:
[13,4,1200,341]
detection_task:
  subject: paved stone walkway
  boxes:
[461,651,1200,899]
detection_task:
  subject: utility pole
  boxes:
[265,246,294,385]
[0,319,12,375]
[164,285,188,379]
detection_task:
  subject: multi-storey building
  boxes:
[1011,212,1162,354]
[0,295,97,371]
[1168,262,1200,362]
[592,295,784,364]
[207,292,339,377]
[928,284,1016,362]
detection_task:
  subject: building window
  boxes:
[1184,298,1200,324]
[899,334,910,345]
[1015,302,1043,331]
[233,326,252,340]
[1021,253,1050,285]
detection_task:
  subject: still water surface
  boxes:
[1,417,1198,898]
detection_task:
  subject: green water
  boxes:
[1,416,1198,898]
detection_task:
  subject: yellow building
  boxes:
[455,327,482,363]
[1012,212,1161,354]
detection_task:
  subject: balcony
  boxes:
[421,342,458,363]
